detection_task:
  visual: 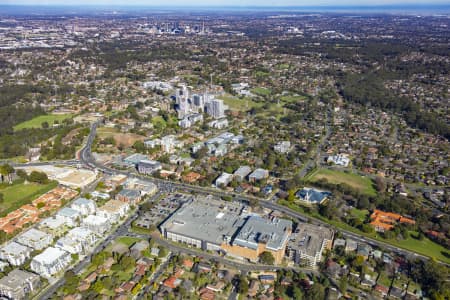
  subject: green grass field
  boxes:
[0,181,58,217]
[280,95,307,103]
[350,208,369,221]
[307,168,377,196]
[251,87,271,96]
[217,94,263,112]
[14,114,74,131]
[116,236,141,247]
[96,126,119,138]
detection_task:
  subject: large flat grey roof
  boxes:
[233,216,292,251]
[160,199,245,246]
[288,223,334,257]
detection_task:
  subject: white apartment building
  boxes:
[55,236,82,254]
[16,228,53,250]
[82,215,111,234]
[0,242,32,266]
[70,198,96,216]
[97,200,129,223]
[30,247,71,277]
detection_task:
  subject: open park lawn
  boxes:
[13,114,74,131]
[0,181,57,216]
[307,168,377,196]
[217,94,263,112]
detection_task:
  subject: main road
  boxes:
[79,122,446,266]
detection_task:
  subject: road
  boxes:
[38,205,141,300]
[78,122,448,267]
[129,230,317,274]
[298,107,332,178]
[136,252,173,300]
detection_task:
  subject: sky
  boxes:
[1,0,449,6]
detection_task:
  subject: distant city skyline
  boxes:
[1,0,449,6]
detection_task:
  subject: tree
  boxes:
[237,275,249,294]
[16,169,27,180]
[375,176,386,193]
[287,189,296,202]
[132,141,146,153]
[192,146,208,159]
[28,171,48,184]
[259,251,275,265]
[41,121,49,129]
[306,282,325,300]
[292,286,303,299]
[357,196,370,210]
[0,164,14,184]
[339,276,348,294]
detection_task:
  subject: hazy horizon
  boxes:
[1,0,450,7]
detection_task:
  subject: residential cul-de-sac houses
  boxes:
[70,198,97,216]
[0,269,40,300]
[15,228,53,250]
[55,207,81,227]
[0,241,32,266]
[30,247,71,277]
[97,200,130,223]
[82,215,111,234]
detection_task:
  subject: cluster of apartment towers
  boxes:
[175,85,226,124]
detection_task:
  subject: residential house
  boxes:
[274,141,291,154]
[249,168,269,183]
[233,166,252,182]
[130,240,150,260]
[215,172,233,188]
